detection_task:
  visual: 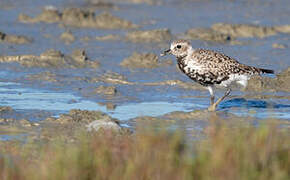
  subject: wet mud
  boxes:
[0,49,100,68]
[0,31,32,44]
[0,0,290,142]
[247,67,290,92]
[120,52,172,69]
[18,7,138,29]
[126,29,172,43]
[185,23,290,43]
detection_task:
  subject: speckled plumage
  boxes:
[161,39,274,111]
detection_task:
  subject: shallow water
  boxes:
[0,0,290,139]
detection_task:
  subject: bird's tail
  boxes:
[259,68,274,74]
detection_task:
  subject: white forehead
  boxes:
[170,41,191,50]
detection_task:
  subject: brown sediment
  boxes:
[185,23,290,43]
[0,49,100,68]
[18,7,138,29]
[26,72,58,82]
[272,43,287,49]
[0,31,32,44]
[95,34,121,41]
[120,52,172,69]
[87,0,162,5]
[41,109,130,141]
[246,67,290,92]
[60,31,75,44]
[94,85,117,96]
[91,72,135,85]
[0,106,13,113]
[143,80,204,90]
[126,29,172,43]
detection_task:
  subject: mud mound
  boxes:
[0,31,32,44]
[42,110,129,140]
[126,28,172,43]
[87,0,161,5]
[60,31,75,44]
[18,7,138,29]
[247,67,290,92]
[0,49,100,68]
[120,52,172,69]
[95,85,117,95]
[185,23,290,43]
[91,72,134,85]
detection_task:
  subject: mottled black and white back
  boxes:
[161,39,274,111]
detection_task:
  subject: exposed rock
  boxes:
[0,49,100,68]
[126,28,172,43]
[87,117,121,132]
[19,7,138,29]
[120,52,172,69]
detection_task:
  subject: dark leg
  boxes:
[208,88,231,111]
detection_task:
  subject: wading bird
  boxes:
[161,40,274,111]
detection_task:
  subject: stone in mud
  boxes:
[60,31,75,44]
[0,31,32,44]
[86,117,121,132]
[126,28,172,43]
[0,49,100,68]
[19,7,138,29]
[120,52,172,69]
[95,85,117,95]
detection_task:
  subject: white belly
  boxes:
[219,74,250,88]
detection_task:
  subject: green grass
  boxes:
[0,123,289,180]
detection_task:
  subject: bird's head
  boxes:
[160,40,192,58]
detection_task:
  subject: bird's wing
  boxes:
[191,49,259,84]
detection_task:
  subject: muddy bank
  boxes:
[41,109,130,141]
[87,0,161,5]
[60,31,75,44]
[247,67,290,92]
[126,29,172,43]
[0,49,100,68]
[18,7,138,29]
[0,31,32,44]
[185,23,290,43]
[120,52,172,69]
[144,79,205,90]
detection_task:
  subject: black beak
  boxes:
[160,49,171,57]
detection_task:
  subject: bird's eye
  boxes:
[176,45,182,49]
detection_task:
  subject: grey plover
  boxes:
[161,39,274,111]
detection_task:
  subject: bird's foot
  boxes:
[208,103,218,111]
[207,89,231,112]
